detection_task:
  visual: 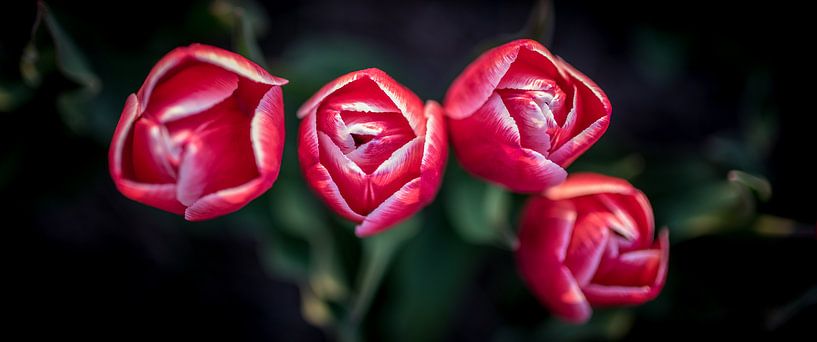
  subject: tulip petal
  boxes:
[545,173,637,200]
[251,86,285,176]
[341,111,416,173]
[175,97,259,206]
[449,93,566,192]
[517,198,591,323]
[130,117,178,183]
[419,101,448,203]
[299,114,365,222]
[355,177,422,237]
[109,95,187,214]
[498,90,552,157]
[370,137,423,202]
[145,62,239,122]
[184,177,269,221]
[564,219,610,286]
[298,69,424,135]
[187,43,288,86]
[583,229,669,306]
[547,60,612,167]
[317,132,370,215]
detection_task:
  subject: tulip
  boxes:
[109,44,287,220]
[297,68,447,237]
[516,173,669,323]
[445,39,612,192]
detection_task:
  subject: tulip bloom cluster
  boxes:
[109,39,666,324]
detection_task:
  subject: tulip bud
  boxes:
[297,68,447,237]
[516,173,669,323]
[445,39,612,192]
[109,44,287,220]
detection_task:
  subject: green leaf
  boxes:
[21,1,101,133]
[446,167,516,249]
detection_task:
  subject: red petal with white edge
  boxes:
[175,97,259,207]
[137,44,286,108]
[563,218,610,287]
[144,62,238,122]
[109,94,186,214]
[583,229,669,306]
[130,117,177,183]
[320,77,401,114]
[370,137,423,208]
[299,116,365,222]
[298,69,424,135]
[184,177,267,221]
[445,39,559,120]
[545,173,637,200]
[449,93,566,192]
[517,198,591,323]
[419,101,448,203]
[251,86,285,176]
[186,44,288,85]
[548,58,611,167]
[355,178,422,237]
[498,91,552,157]
[317,132,370,215]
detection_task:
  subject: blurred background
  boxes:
[2,0,815,340]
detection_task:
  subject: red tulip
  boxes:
[297,68,447,237]
[444,39,612,192]
[516,173,669,323]
[109,44,287,220]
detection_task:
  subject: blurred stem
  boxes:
[340,219,419,342]
[522,0,555,47]
[484,185,518,250]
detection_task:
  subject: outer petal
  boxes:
[449,93,566,192]
[517,198,591,323]
[298,113,366,222]
[355,178,422,237]
[444,39,559,120]
[547,58,612,167]
[109,94,186,214]
[137,44,287,107]
[419,101,448,203]
[545,173,637,200]
[184,177,268,221]
[583,229,669,306]
[297,68,424,135]
[251,86,286,177]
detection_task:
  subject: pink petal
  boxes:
[144,62,239,122]
[340,111,416,173]
[298,68,424,135]
[369,137,423,201]
[250,86,285,176]
[544,173,637,201]
[317,132,369,215]
[183,177,269,221]
[299,115,365,222]
[564,219,610,286]
[449,93,566,192]
[517,197,591,323]
[320,77,401,114]
[445,39,559,120]
[109,95,187,214]
[186,43,288,86]
[497,90,552,157]
[136,44,286,108]
[583,229,669,306]
[175,97,259,206]
[419,101,448,203]
[547,59,612,167]
[130,117,177,183]
[355,178,422,237]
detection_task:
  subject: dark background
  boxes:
[2,0,815,340]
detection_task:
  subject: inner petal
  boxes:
[144,62,239,122]
[497,89,553,157]
[174,95,259,205]
[339,111,415,174]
